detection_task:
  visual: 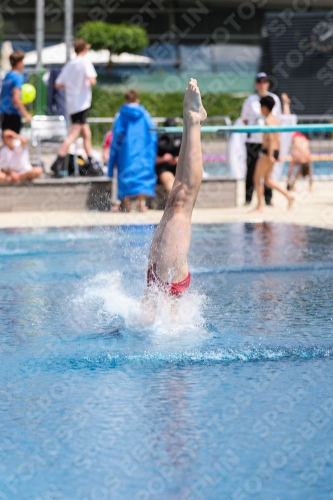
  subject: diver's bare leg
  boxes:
[148,78,206,283]
[265,174,295,209]
[148,100,189,250]
[149,79,199,249]
[252,155,269,212]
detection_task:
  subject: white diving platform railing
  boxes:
[152,122,333,179]
[153,124,333,134]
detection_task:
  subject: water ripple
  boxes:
[74,344,333,369]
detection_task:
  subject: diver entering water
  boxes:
[144,78,206,302]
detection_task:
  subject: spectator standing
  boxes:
[50,39,97,177]
[253,96,294,212]
[108,90,157,212]
[0,51,32,133]
[241,72,281,205]
[155,118,182,194]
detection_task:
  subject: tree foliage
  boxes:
[76,22,149,55]
[0,17,3,50]
[91,88,244,121]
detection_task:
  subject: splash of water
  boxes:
[71,271,208,343]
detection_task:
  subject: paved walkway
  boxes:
[1,180,333,229]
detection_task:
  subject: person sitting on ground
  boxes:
[155,118,182,195]
[50,39,97,177]
[0,130,43,182]
[253,95,294,212]
[108,90,157,213]
[142,78,207,320]
[282,93,313,192]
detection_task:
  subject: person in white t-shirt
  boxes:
[241,72,281,206]
[0,130,43,182]
[50,39,97,177]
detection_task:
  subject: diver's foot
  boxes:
[183,78,207,125]
[250,206,264,214]
[288,194,295,210]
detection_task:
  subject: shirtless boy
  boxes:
[253,95,294,212]
[143,78,206,315]
[282,93,313,192]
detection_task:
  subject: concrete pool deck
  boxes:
[1,179,333,230]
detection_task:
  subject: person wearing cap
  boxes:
[50,39,97,177]
[155,118,182,194]
[241,72,281,205]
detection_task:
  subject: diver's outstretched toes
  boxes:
[183,78,207,124]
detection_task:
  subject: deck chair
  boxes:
[30,115,78,175]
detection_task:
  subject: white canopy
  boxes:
[1,41,14,71]
[23,43,152,66]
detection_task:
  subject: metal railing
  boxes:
[154,122,333,179]
[87,117,179,146]
[86,115,232,146]
[18,115,333,179]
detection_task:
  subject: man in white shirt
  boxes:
[241,72,281,205]
[50,39,97,177]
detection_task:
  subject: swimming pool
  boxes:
[1,223,333,499]
[203,158,333,178]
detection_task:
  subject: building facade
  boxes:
[1,0,332,46]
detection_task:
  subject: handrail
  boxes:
[296,115,333,121]
[86,115,232,125]
[153,124,333,133]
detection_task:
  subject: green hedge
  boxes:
[91,87,244,121]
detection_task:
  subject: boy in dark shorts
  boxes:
[0,51,32,133]
[253,96,294,212]
[50,39,97,176]
[155,118,182,194]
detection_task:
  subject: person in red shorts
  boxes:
[102,130,113,165]
[142,78,206,315]
[282,93,313,192]
[102,129,121,211]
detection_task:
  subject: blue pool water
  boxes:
[203,160,333,178]
[1,223,333,499]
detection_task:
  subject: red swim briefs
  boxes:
[292,131,308,140]
[147,264,191,297]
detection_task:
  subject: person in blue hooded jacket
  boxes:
[108,90,157,212]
